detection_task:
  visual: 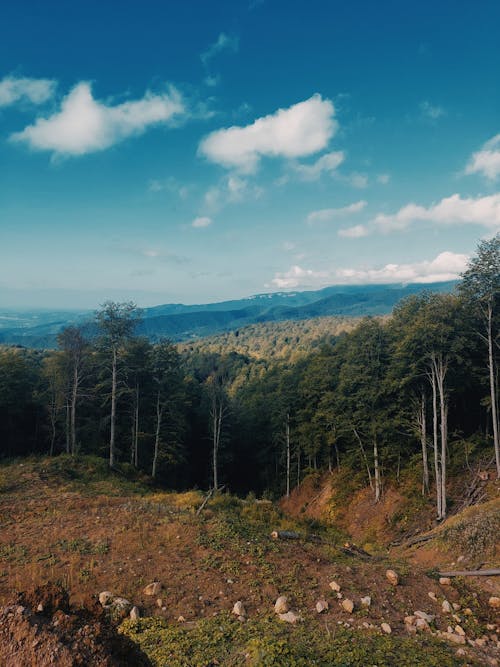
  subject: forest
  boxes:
[0,236,498,520]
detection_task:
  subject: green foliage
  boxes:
[120,613,465,667]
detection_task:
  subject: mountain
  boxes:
[0,281,457,348]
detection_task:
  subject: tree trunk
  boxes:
[418,391,429,495]
[373,435,381,503]
[285,413,291,498]
[430,367,442,518]
[487,302,500,477]
[65,402,70,455]
[109,347,117,468]
[432,353,448,518]
[70,364,78,455]
[134,384,139,468]
[152,390,162,479]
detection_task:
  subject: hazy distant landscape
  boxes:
[0,281,455,348]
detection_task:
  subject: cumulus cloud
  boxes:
[292,150,344,180]
[271,251,468,289]
[201,33,239,66]
[0,75,56,107]
[377,173,390,184]
[374,193,500,233]
[192,216,212,228]
[10,82,184,156]
[465,134,500,181]
[338,224,369,238]
[199,94,337,172]
[307,200,366,225]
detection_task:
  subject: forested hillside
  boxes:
[0,237,498,520]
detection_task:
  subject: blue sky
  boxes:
[1,0,500,309]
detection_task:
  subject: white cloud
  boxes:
[0,75,56,107]
[420,100,446,120]
[192,216,212,228]
[465,134,500,180]
[203,175,263,212]
[377,173,390,184]
[338,224,369,238]
[292,150,344,180]
[10,82,184,156]
[201,33,239,65]
[271,251,468,289]
[307,200,366,225]
[346,172,368,188]
[199,94,337,172]
[374,193,500,233]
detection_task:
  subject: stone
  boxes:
[109,597,132,620]
[464,607,473,615]
[439,577,451,586]
[36,603,44,612]
[452,603,461,611]
[442,632,466,645]
[316,600,329,614]
[329,581,341,592]
[488,597,500,609]
[404,615,416,626]
[442,600,452,613]
[177,615,186,622]
[428,592,437,601]
[415,618,430,632]
[385,569,399,586]
[360,596,371,608]
[156,598,163,608]
[143,582,162,596]
[456,648,466,657]
[232,601,246,617]
[414,610,434,623]
[381,622,392,634]
[274,596,289,614]
[278,611,302,624]
[237,615,246,622]
[341,599,354,614]
[130,606,140,620]
[455,625,465,636]
[98,591,114,606]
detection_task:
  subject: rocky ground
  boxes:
[0,456,498,666]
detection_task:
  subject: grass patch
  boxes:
[120,613,466,667]
[439,499,500,561]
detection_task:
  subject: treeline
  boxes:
[0,236,498,517]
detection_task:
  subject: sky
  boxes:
[1,0,500,309]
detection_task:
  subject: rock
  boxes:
[415,618,430,632]
[156,598,163,608]
[278,611,302,624]
[428,592,437,601]
[488,597,500,609]
[143,582,162,596]
[341,599,354,614]
[129,606,140,620]
[404,615,416,626]
[464,608,473,615]
[456,648,466,657]
[360,596,371,608]
[177,615,185,622]
[452,603,461,611]
[274,596,289,614]
[36,603,44,612]
[232,601,246,617]
[109,597,132,621]
[329,581,341,592]
[381,622,392,634]
[98,591,113,606]
[414,610,434,623]
[316,600,329,614]
[237,615,246,622]
[385,569,399,586]
[455,625,465,636]
[442,632,466,645]
[439,577,451,586]
[442,600,452,613]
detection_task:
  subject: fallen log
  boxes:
[438,569,500,577]
[271,530,301,540]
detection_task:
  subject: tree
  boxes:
[460,234,500,477]
[150,341,184,479]
[57,326,88,455]
[96,302,141,467]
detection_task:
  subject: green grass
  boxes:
[120,613,467,667]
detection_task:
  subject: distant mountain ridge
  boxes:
[0,281,457,348]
